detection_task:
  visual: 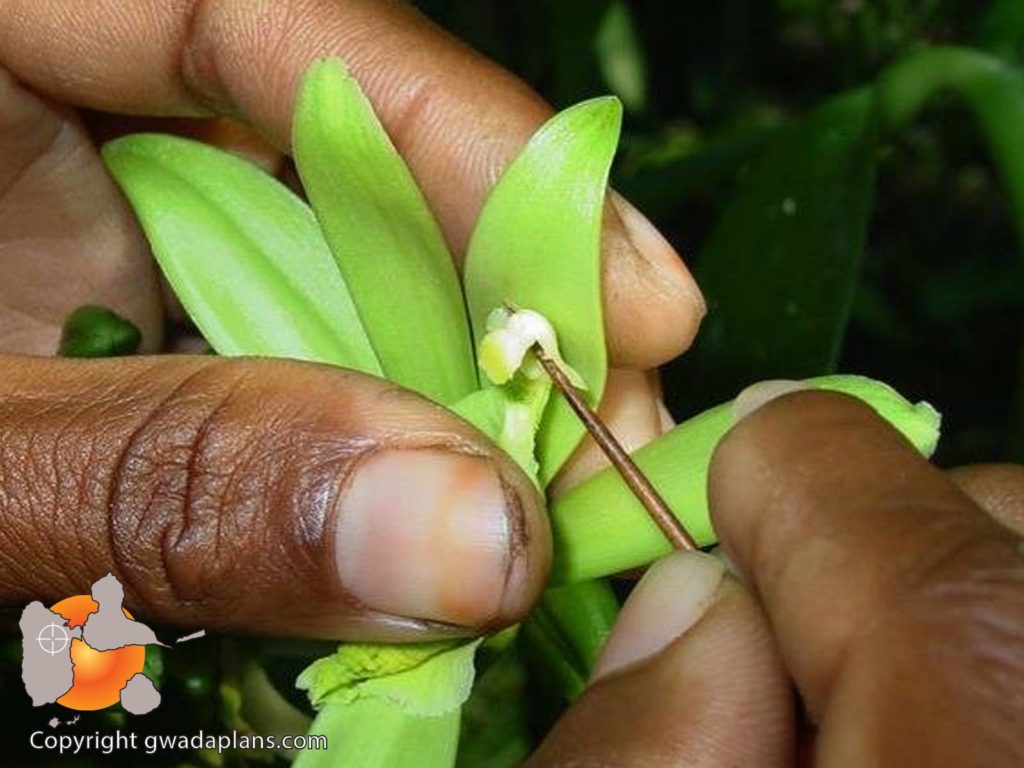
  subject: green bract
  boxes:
[293,59,475,405]
[294,640,481,768]
[312,640,482,715]
[102,134,380,374]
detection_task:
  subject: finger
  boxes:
[551,368,664,496]
[0,354,549,640]
[528,552,792,767]
[0,66,162,354]
[710,391,1024,766]
[950,464,1024,536]
[83,114,284,176]
[0,0,704,368]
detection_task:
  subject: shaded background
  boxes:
[418,0,1024,467]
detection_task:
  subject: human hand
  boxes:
[530,391,1024,766]
[0,0,703,638]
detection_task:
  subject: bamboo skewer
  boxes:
[536,352,698,551]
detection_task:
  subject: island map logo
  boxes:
[19,573,203,717]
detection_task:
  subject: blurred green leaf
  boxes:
[457,645,533,768]
[975,0,1024,61]
[879,48,1024,249]
[464,97,622,484]
[142,645,165,690]
[293,59,476,405]
[878,46,1024,458]
[58,305,141,358]
[617,120,780,218]
[668,88,879,415]
[519,580,619,702]
[102,134,381,374]
[594,0,648,113]
[544,0,614,108]
[237,661,312,762]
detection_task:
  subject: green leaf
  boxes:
[550,375,941,584]
[667,89,878,417]
[293,58,476,405]
[594,0,648,113]
[102,134,380,374]
[457,644,533,768]
[464,97,622,484]
[877,47,1024,459]
[58,305,141,358]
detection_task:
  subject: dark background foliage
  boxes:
[419,0,1024,467]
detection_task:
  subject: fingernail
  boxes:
[591,551,725,682]
[732,379,809,422]
[611,191,707,316]
[335,449,518,626]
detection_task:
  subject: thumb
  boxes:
[0,354,549,640]
[528,552,793,767]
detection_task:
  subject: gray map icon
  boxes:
[19,573,171,715]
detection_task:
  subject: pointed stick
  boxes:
[537,353,698,551]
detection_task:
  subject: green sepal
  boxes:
[464,97,622,484]
[293,58,476,404]
[102,134,380,374]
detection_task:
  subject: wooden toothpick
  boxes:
[537,353,698,551]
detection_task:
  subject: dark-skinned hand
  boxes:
[2,3,1022,765]
[531,387,1024,767]
[0,0,701,638]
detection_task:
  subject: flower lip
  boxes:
[478,305,587,389]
